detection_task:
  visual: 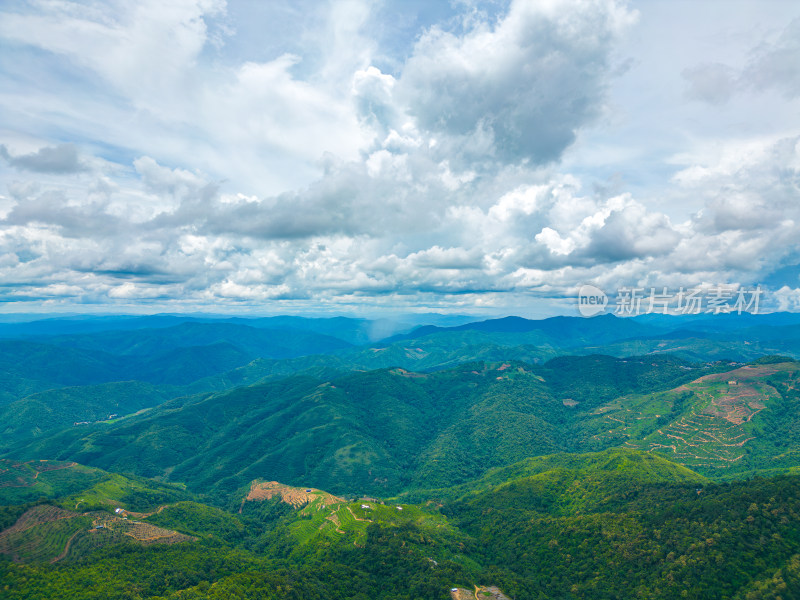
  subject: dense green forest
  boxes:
[7,356,800,498]
[2,450,800,599]
[4,313,800,598]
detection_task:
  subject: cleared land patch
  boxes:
[0,460,77,488]
[449,585,510,600]
[0,504,193,563]
[242,480,344,509]
[589,363,799,472]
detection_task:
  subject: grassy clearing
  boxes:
[61,471,188,513]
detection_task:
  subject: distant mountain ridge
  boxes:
[382,313,657,346]
[4,310,800,432]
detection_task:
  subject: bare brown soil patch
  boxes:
[122,521,193,543]
[244,481,344,508]
[30,460,77,473]
[449,586,510,600]
[89,512,194,545]
[324,511,344,533]
[393,368,428,378]
[693,364,786,385]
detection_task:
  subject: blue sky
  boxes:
[0,0,799,317]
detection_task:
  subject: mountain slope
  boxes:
[3,365,564,497]
[2,356,714,498]
[388,313,656,346]
[0,381,172,444]
[2,451,799,600]
[0,458,191,508]
[444,460,800,599]
[575,359,800,478]
[39,321,353,359]
[0,340,132,405]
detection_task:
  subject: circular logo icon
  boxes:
[577,284,608,317]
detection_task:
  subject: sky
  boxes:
[0,0,799,318]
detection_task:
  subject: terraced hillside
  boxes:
[239,479,458,551]
[0,504,191,563]
[241,480,344,508]
[584,360,800,477]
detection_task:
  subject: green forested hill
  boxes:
[7,356,800,500]
[0,381,174,443]
[2,356,725,499]
[403,447,709,503]
[6,312,800,454]
[0,340,251,407]
[443,465,800,599]
[5,364,568,497]
[1,450,800,600]
[0,341,132,406]
[579,360,800,479]
[4,315,800,598]
[38,322,354,359]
